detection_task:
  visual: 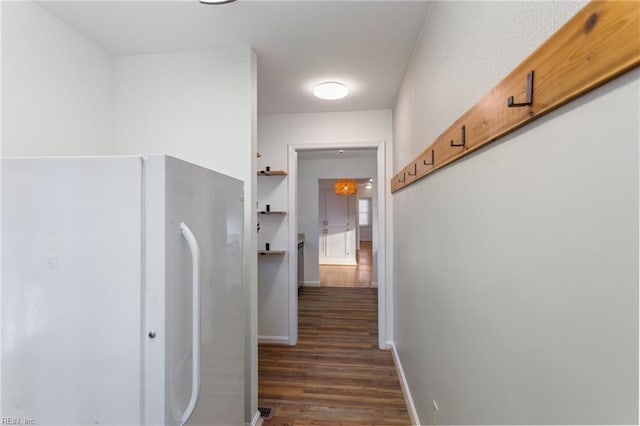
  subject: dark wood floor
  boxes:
[258,287,411,425]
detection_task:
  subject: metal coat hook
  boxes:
[423,149,435,166]
[408,163,417,176]
[450,125,466,147]
[398,172,406,183]
[508,71,534,107]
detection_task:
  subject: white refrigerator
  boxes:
[1,155,245,425]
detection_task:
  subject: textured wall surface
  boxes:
[394,1,587,169]
[393,2,638,424]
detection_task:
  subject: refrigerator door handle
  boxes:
[179,223,201,426]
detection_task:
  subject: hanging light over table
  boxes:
[334,179,357,196]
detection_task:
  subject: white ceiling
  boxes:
[37,0,431,115]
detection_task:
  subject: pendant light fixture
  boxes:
[334,179,357,196]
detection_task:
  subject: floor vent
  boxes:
[258,406,274,420]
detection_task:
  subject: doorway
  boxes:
[318,178,375,287]
[318,179,358,266]
[286,142,387,348]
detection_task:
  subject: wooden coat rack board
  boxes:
[391,1,640,193]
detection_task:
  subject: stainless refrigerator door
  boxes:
[1,157,144,425]
[144,156,244,426]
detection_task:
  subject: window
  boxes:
[359,198,371,227]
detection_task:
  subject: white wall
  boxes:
[1,1,113,156]
[113,48,254,180]
[257,110,393,343]
[259,110,392,171]
[358,186,374,241]
[393,2,638,424]
[112,47,258,423]
[299,156,376,282]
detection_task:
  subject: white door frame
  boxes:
[287,141,388,349]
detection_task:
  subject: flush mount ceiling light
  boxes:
[313,82,349,100]
[200,0,237,4]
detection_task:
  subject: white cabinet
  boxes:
[318,189,357,265]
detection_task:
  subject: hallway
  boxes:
[258,287,409,425]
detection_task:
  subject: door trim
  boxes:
[287,141,388,349]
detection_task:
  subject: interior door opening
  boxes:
[287,142,388,349]
[317,178,375,288]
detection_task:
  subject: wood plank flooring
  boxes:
[319,241,373,288]
[258,287,410,425]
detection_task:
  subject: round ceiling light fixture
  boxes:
[313,82,349,100]
[200,0,237,4]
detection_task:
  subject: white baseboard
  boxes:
[246,409,262,426]
[371,281,378,288]
[389,342,420,426]
[302,281,320,287]
[258,335,289,345]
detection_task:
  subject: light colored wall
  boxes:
[393,1,588,170]
[393,2,638,425]
[358,186,374,241]
[298,156,376,282]
[113,48,254,179]
[113,46,258,425]
[257,110,393,343]
[1,1,113,156]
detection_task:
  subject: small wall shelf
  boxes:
[258,170,287,176]
[257,161,288,262]
[258,250,286,256]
